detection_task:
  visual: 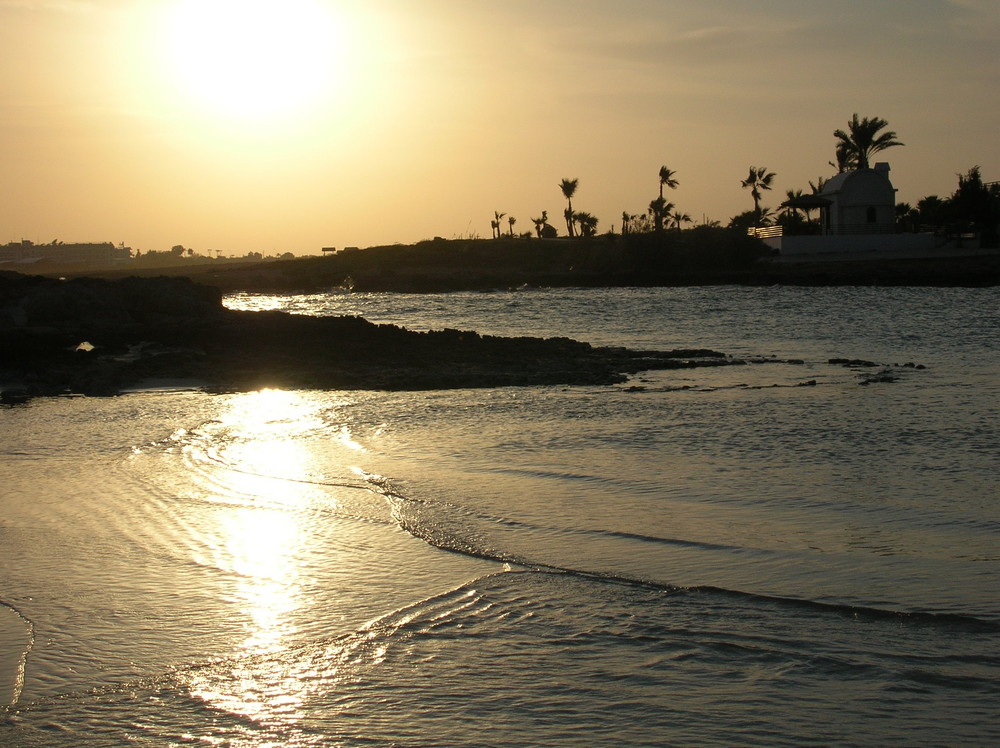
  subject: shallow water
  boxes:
[2,286,998,746]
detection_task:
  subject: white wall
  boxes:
[765,233,939,256]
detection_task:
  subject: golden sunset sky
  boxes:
[2,0,998,255]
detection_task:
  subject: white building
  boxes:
[817,162,896,235]
[767,163,939,257]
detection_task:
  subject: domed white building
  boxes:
[816,162,896,235]
[768,162,939,257]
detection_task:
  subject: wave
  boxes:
[368,478,1000,633]
[0,599,34,706]
[126,416,1000,633]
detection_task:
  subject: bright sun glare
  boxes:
[161,0,349,122]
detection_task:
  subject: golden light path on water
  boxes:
[182,389,368,733]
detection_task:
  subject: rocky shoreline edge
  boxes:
[1,274,757,402]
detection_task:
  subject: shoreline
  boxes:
[20,236,1000,294]
[1,274,754,401]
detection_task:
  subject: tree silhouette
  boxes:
[559,178,579,237]
[574,211,599,237]
[508,215,517,237]
[950,166,1000,244]
[829,141,855,173]
[529,210,556,238]
[896,202,920,232]
[492,211,506,239]
[658,166,679,199]
[563,208,575,237]
[729,207,775,231]
[531,213,545,238]
[781,189,804,220]
[917,195,948,231]
[648,197,674,234]
[669,210,692,231]
[833,114,903,170]
[741,166,776,224]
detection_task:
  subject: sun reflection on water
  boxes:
[186,389,336,731]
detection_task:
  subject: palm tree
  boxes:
[781,189,804,220]
[833,114,904,170]
[532,210,555,238]
[669,210,692,231]
[917,195,948,231]
[658,166,679,199]
[531,213,546,238]
[563,207,575,238]
[759,206,776,225]
[559,178,579,237]
[829,141,855,173]
[741,166,776,224]
[574,211,599,237]
[492,211,506,239]
[508,215,517,237]
[896,202,918,232]
[648,197,674,234]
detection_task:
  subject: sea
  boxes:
[1,285,998,747]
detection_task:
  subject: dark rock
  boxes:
[0,273,741,399]
[858,369,899,385]
[830,358,878,367]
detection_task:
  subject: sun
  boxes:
[159,0,349,122]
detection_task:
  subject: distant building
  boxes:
[0,240,132,267]
[816,162,896,236]
[767,163,939,257]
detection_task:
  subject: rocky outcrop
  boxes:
[0,273,741,400]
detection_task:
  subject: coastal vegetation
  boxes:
[482,114,994,245]
[6,114,998,292]
[740,166,777,227]
[833,114,904,171]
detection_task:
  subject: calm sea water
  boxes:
[1,286,998,746]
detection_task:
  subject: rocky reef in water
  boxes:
[0,273,740,402]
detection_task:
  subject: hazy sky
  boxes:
[2,0,998,255]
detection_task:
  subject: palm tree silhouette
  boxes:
[830,141,855,173]
[574,211,599,237]
[493,211,506,239]
[741,166,776,224]
[559,178,579,237]
[669,210,692,231]
[531,213,546,238]
[658,166,679,199]
[833,114,903,170]
[508,215,517,237]
[648,197,674,234]
[782,189,804,220]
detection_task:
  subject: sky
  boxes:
[2,0,998,255]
